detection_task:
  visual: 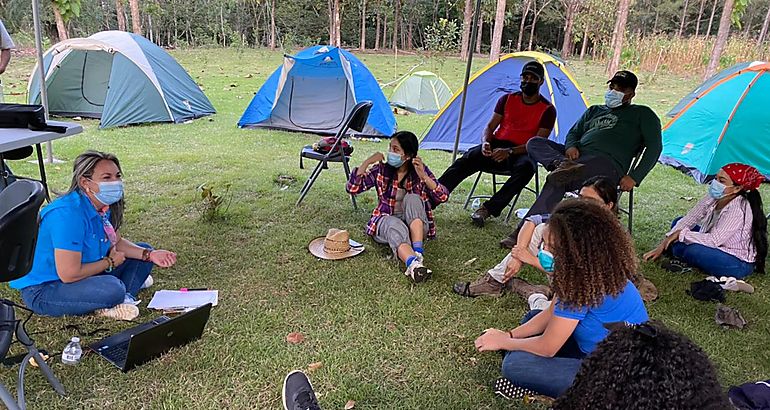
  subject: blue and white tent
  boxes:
[238,45,396,137]
[28,31,215,128]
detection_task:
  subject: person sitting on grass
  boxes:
[346,131,449,283]
[474,199,648,400]
[453,176,618,299]
[643,163,767,280]
[553,321,731,410]
[10,151,177,321]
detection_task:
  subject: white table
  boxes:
[0,121,83,199]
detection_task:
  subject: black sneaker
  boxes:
[283,370,322,410]
[493,377,538,400]
[661,258,693,274]
[546,159,585,185]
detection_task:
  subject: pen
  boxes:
[180,288,208,292]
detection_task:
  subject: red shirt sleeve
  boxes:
[494,95,509,115]
[539,104,557,130]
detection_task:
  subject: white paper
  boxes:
[147,290,219,310]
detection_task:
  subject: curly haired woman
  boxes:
[554,321,730,409]
[474,199,648,399]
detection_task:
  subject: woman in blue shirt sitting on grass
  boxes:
[474,198,648,400]
[10,151,177,321]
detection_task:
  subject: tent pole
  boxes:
[32,0,54,163]
[451,0,483,163]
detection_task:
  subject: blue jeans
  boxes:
[500,309,586,398]
[20,243,155,317]
[669,217,755,279]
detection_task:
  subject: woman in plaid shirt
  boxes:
[346,131,449,282]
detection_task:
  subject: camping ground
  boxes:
[1,47,769,409]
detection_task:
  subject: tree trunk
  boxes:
[579,25,589,59]
[375,10,381,49]
[361,0,367,49]
[392,0,400,51]
[706,0,718,36]
[328,0,334,44]
[705,0,736,79]
[695,0,706,36]
[517,0,531,51]
[334,0,341,46]
[407,20,413,49]
[490,0,506,61]
[461,0,474,59]
[128,0,142,35]
[606,0,631,76]
[116,0,127,31]
[52,3,69,41]
[528,7,538,50]
[270,0,276,49]
[757,4,770,48]
[475,14,483,54]
[678,0,690,38]
[383,11,388,48]
[561,0,580,58]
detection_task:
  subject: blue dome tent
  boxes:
[420,51,587,152]
[661,61,770,182]
[238,45,396,137]
[28,31,215,128]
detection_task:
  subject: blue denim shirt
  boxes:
[10,190,111,289]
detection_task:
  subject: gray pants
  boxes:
[374,193,429,255]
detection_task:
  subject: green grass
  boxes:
[1,48,769,409]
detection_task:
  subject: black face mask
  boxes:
[520,82,540,97]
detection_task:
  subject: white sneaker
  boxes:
[95,303,139,321]
[527,293,551,311]
[404,260,432,283]
[140,275,154,290]
[415,252,424,264]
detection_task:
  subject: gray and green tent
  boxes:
[389,71,452,115]
[28,31,215,128]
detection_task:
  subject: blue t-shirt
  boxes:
[10,190,111,289]
[554,281,648,354]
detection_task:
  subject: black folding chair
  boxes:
[296,101,373,208]
[618,148,645,234]
[463,169,541,224]
[0,180,66,410]
[0,146,34,192]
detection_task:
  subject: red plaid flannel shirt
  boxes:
[346,162,449,238]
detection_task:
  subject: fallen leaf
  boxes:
[244,73,253,78]
[463,257,477,266]
[344,400,356,409]
[385,322,397,332]
[679,196,695,201]
[307,361,323,372]
[286,332,305,344]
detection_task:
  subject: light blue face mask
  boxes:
[92,180,124,205]
[537,249,555,273]
[387,151,405,168]
[604,89,626,108]
[709,179,726,199]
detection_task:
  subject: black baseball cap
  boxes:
[607,70,638,90]
[521,61,545,81]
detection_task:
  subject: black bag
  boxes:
[687,280,725,302]
[0,104,67,133]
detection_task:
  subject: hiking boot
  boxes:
[499,231,518,249]
[283,370,321,410]
[632,274,658,302]
[493,377,538,400]
[661,257,692,274]
[453,273,505,298]
[471,206,491,227]
[546,159,585,185]
[95,303,139,321]
[509,278,552,300]
[405,260,432,283]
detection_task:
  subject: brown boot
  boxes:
[499,229,518,249]
[632,274,658,302]
[546,159,585,185]
[453,273,505,298]
[471,206,490,227]
[509,277,552,300]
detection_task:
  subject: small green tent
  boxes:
[389,71,452,115]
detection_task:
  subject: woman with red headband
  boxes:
[644,163,767,279]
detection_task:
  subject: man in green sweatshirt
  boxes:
[499,70,662,248]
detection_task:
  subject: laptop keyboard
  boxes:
[102,340,130,364]
[93,316,172,367]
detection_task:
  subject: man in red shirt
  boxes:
[437,61,556,226]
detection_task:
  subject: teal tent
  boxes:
[661,61,770,182]
[28,31,215,128]
[389,71,453,114]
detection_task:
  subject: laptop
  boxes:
[89,303,212,372]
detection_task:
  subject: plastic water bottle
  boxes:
[471,198,481,210]
[61,337,82,365]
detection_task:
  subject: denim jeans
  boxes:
[20,243,155,317]
[500,309,586,398]
[669,217,755,279]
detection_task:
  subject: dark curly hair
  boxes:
[548,199,636,308]
[580,175,619,214]
[554,321,731,410]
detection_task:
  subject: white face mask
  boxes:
[604,89,626,108]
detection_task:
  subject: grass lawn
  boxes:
[1,47,769,409]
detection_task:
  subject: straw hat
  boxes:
[308,229,365,260]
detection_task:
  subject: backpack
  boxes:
[0,104,67,133]
[312,137,353,156]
